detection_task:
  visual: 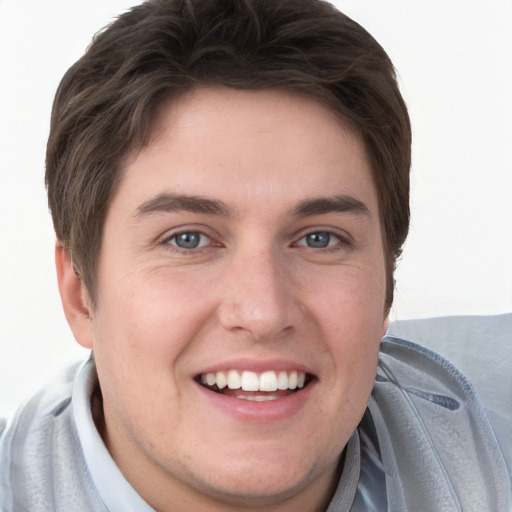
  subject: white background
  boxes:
[1,0,511,415]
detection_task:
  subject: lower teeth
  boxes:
[236,395,280,402]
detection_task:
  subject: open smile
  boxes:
[196,369,313,402]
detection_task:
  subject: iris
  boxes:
[306,232,331,248]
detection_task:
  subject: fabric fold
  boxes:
[368,337,511,512]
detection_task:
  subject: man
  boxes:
[1,1,510,510]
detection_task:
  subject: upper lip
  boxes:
[194,358,314,377]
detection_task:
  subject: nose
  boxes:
[217,247,298,341]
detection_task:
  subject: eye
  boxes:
[304,232,332,248]
[297,231,341,249]
[167,231,210,250]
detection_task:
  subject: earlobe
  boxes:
[55,243,94,349]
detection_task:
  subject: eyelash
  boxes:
[293,230,351,251]
[161,228,352,255]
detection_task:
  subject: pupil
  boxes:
[307,232,330,248]
[176,232,200,249]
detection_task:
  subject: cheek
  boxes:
[334,288,383,368]
[310,267,384,400]
[89,276,203,437]
[90,269,223,422]
[312,263,386,336]
[95,266,212,343]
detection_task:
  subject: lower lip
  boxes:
[194,380,316,423]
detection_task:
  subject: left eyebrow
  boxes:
[291,196,370,218]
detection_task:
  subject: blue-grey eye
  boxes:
[174,232,202,249]
[305,232,331,248]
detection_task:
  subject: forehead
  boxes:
[149,87,361,157]
[116,86,377,216]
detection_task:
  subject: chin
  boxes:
[178,444,340,508]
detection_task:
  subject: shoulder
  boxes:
[0,361,81,447]
[371,316,512,511]
[0,359,105,511]
[386,313,512,398]
[386,313,512,466]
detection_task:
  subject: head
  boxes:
[48,0,411,509]
[46,0,410,312]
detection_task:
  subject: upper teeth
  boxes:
[200,370,306,392]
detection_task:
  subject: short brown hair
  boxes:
[46,0,411,309]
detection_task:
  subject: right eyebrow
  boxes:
[135,193,234,218]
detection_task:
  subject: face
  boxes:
[67,87,387,510]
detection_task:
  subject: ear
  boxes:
[55,243,94,349]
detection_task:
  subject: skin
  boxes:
[57,87,388,512]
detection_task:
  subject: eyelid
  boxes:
[159,224,214,241]
[293,226,353,247]
[159,225,222,252]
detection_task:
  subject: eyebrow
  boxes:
[291,195,370,218]
[135,193,369,220]
[135,193,233,217]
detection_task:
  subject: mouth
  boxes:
[195,369,313,402]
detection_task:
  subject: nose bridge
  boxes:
[218,242,295,340]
